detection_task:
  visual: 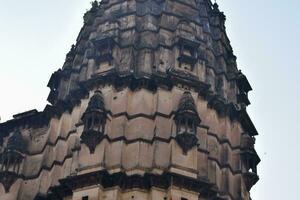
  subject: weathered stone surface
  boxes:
[0,0,260,199]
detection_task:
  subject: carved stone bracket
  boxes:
[243,172,259,191]
[81,130,104,153]
[0,170,19,193]
[175,133,198,154]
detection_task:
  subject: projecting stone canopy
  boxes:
[0,131,26,192]
[81,90,107,153]
[174,91,201,153]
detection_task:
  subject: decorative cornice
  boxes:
[44,170,226,200]
[0,71,258,140]
[0,111,50,139]
[239,109,258,136]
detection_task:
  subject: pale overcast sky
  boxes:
[0,1,300,199]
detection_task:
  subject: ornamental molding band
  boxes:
[0,0,260,199]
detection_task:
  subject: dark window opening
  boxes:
[93,37,114,65]
[177,38,200,72]
[94,117,100,126]
[182,45,195,57]
[100,44,110,56]
[87,118,92,129]
[82,196,89,200]
[188,119,194,133]
[177,117,196,135]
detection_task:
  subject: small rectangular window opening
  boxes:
[82,196,89,200]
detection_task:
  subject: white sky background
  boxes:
[0,0,300,199]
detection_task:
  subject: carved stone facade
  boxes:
[0,0,260,200]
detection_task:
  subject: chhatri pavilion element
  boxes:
[0,0,260,199]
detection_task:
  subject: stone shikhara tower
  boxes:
[0,0,260,200]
